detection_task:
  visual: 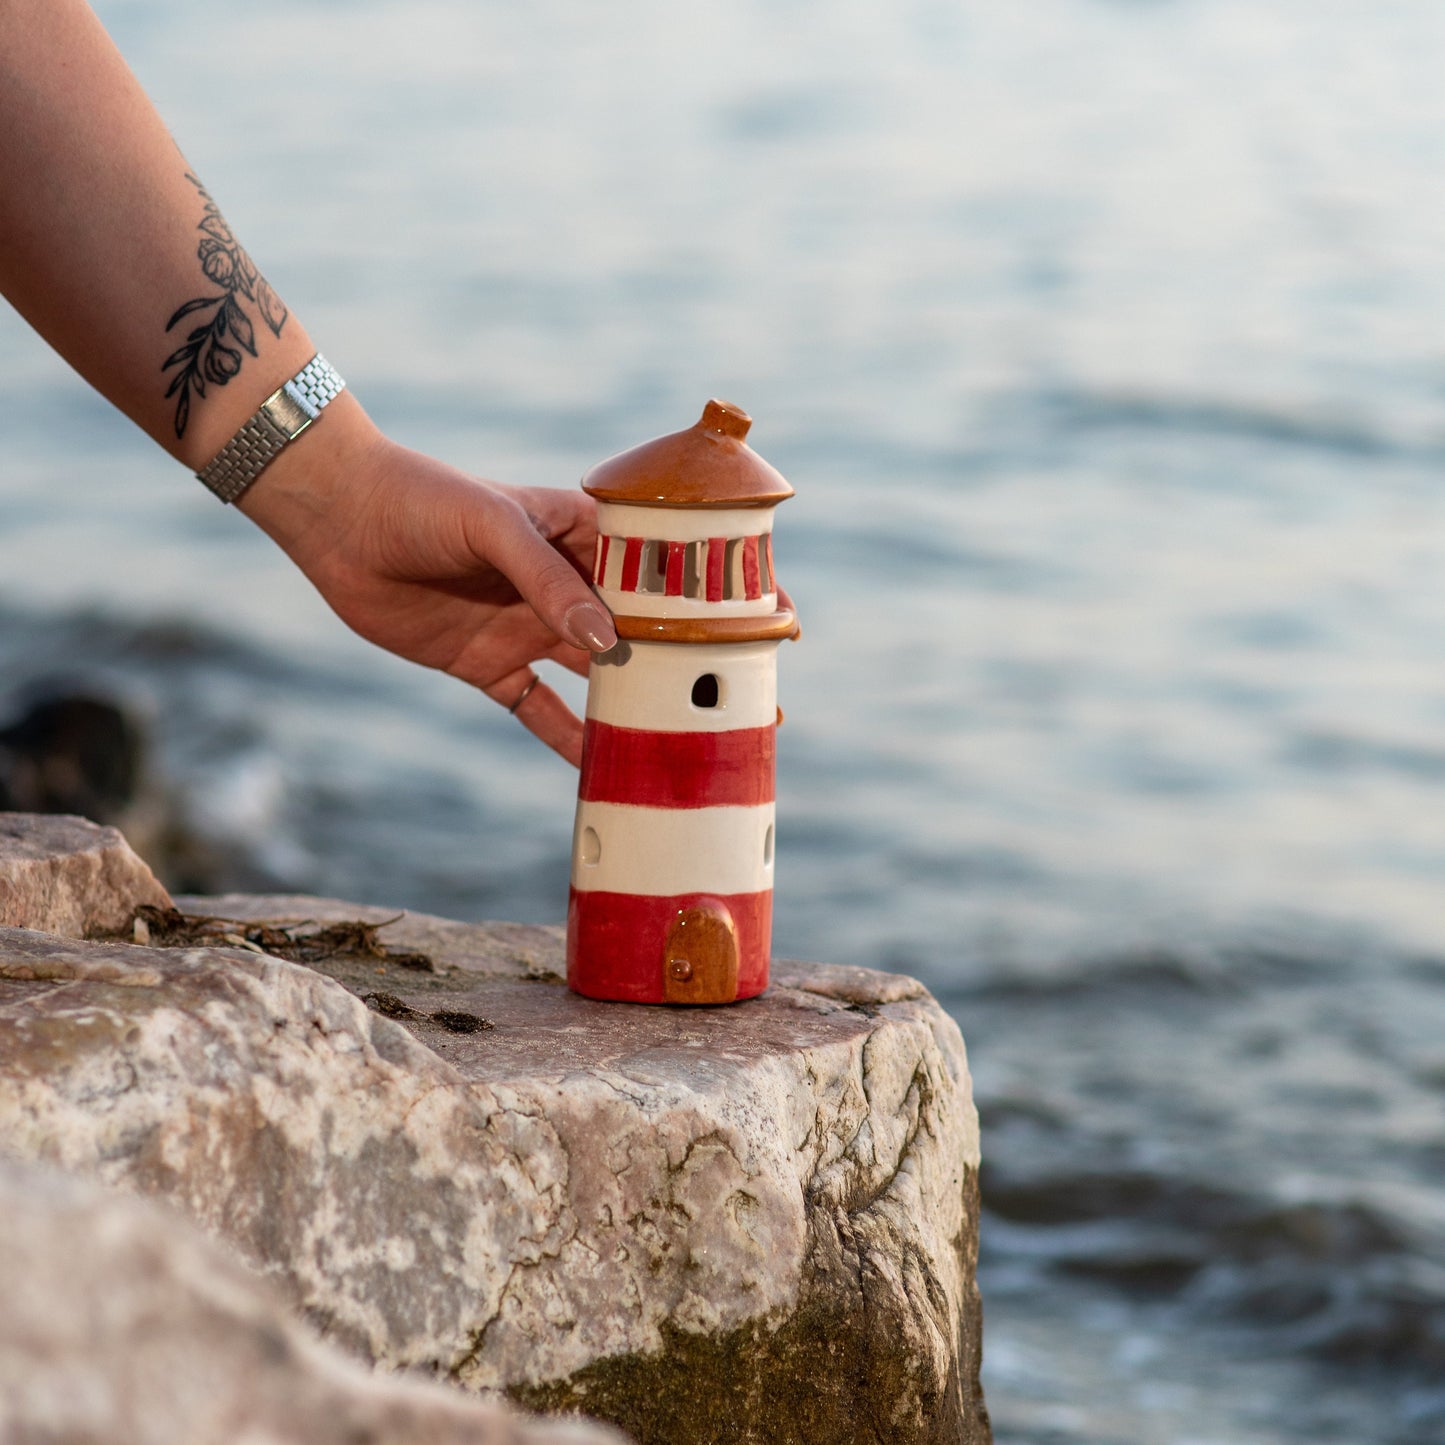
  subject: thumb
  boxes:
[485,496,618,652]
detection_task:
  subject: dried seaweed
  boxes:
[108,906,499,1034]
[362,992,492,1034]
[123,904,436,973]
[431,1009,492,1034]
[362,990,420,1020]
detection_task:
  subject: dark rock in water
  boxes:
[0,687,276,898]
[0,692,143,823]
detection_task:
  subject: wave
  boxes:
[951,936,1358,1002]
[1035,385,1434,460]
[980,1164,1445,1373]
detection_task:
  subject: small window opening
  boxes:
[763,824,775,867]
[683,541,703,599]
[723,538,744,600]
[691,673,721,709]
[638,539,667,594]
[602,536,625,589]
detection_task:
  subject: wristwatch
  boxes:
[195,353,346,504]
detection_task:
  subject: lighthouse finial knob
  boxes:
[699,399,752,441]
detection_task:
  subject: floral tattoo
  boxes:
[161,174,288,438]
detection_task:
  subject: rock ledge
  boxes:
[0,812,989,1445]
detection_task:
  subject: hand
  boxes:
[239,406,616,766]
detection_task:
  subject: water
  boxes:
[3,1,1444,1438]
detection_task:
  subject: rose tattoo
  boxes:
[161,174,288,438]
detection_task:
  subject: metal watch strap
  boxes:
[195,354,346,504]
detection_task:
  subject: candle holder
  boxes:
[566,400,798,1004]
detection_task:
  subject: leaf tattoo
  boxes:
[162,175,288,438]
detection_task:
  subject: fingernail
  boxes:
[565,601,617,653]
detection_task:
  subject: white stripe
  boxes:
[585,640,778,732]
[570,800,775,896]
[596,502,777,543]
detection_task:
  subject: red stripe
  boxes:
[706,536,726,601]
[580,721,775,808]
[664,540,687,597]
[743,535,761,600]
[568,888,771,1003]
[620,536,643,592]
[595,534,611,585]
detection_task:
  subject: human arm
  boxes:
[0,0,614,764]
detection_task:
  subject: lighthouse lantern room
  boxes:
[567,399,799,1004]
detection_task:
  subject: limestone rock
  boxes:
[0,810,171,937]
[0,842,988,1443]
[0,1156,627,1445]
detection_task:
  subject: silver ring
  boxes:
[509,673,541,715]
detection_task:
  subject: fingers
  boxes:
[506,672,542,716]
[522,681,584,767]
[500,482,596,561]
[471,491,617,655]
[484,665,584,767]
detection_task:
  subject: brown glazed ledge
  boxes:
[610,607,800,645]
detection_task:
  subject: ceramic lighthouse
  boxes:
[567,399,798,1005]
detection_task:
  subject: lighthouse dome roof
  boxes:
[582,400,794,509]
